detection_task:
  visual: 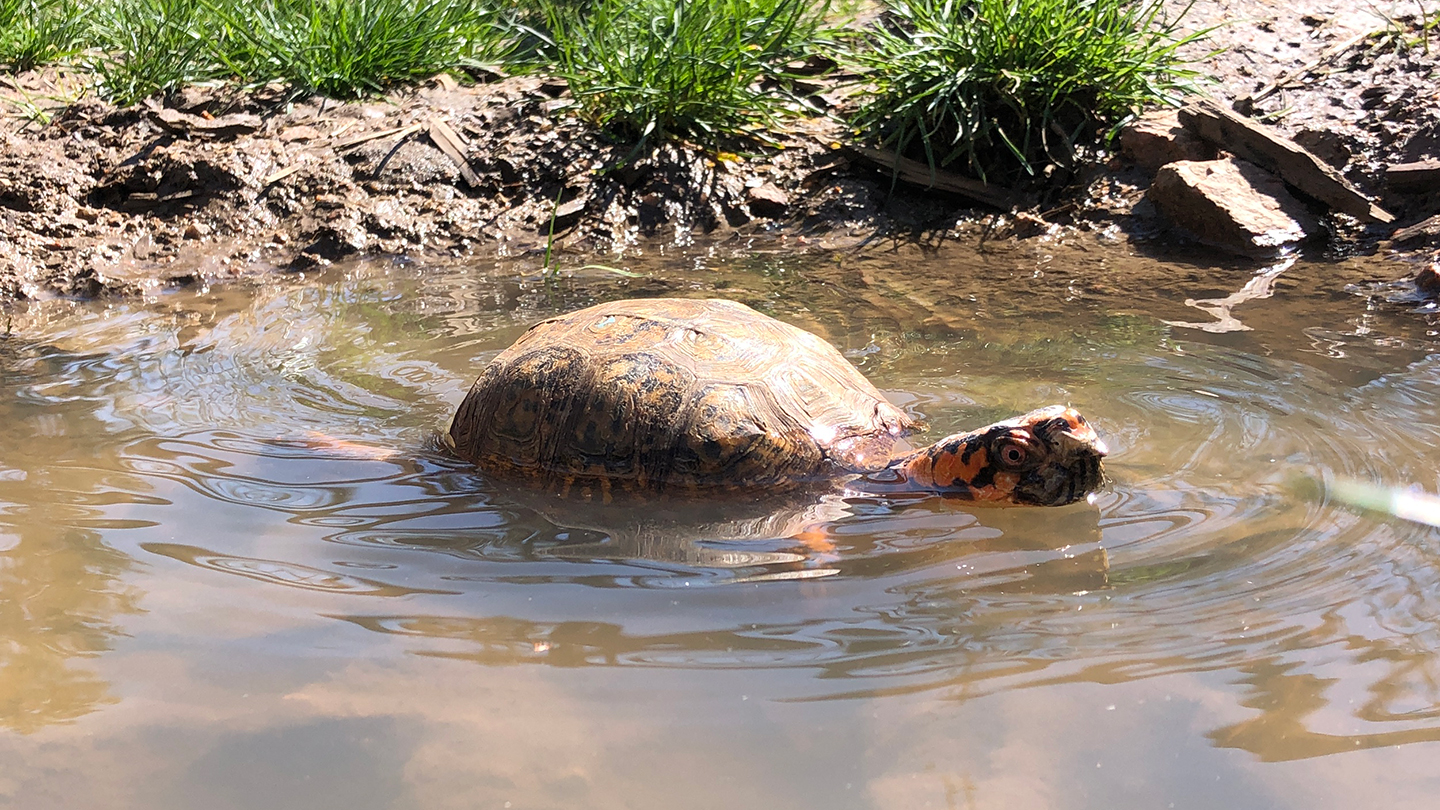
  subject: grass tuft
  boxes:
[0,0,92,72]
[88,0,220,105]
[81,0,516,103]
[207,0,513,99]
[542,0,827,146]
[849,0,1208,185]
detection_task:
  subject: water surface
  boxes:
[3,239,1440,809]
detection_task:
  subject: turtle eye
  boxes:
[997,441,1027,467]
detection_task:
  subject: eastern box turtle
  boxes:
[450,298,1106,504]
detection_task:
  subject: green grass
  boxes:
[541,0,828,146]
[848,0,1207,185]
[88,0,220,106]
[65,0,517,103]
[0,0,92,71]
[207,0,512,99]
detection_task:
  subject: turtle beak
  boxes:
[1050,407,1106,458]
[1032,407,1108,506]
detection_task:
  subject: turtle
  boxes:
[448,297,1107,505]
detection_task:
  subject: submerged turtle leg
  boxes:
[268,431,400,462]
[792,525,837,556]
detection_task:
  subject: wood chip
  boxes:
[427,118,480,187]
[1178,99,1394,224]
[848,146,1019,210]
[153,107,262,137]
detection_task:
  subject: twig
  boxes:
[333,123,423,152]
[848,146,1020,210]
[262,163,306,186]
[427,118,480,187]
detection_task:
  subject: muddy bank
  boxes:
[1,1,1437,303]
[0,74,895,300]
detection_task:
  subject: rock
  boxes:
[1117,110,1216,171]
[1390,213,1440,246]
[153,107,262,138]
[991,211,1053,239]
[1293,128,1351,168]
[548,194,588,232]
[746,182,790,218]
[1178,99,1394,224]
[1416,262,1440,296]
[1148,157,1319,257]
[1385,160,1440,194]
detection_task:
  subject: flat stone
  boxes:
[1118,110,1216,171]
[547,194,588,232]
[1179,99,1393,223]
[746,182,789,218]
[1386,159,1440,194]
[1416,262,1440,297]
[153,108,262,138]
[1390,213,1440,246]
[1148,157,1319,257]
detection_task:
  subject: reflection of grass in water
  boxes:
[0,359,142,732]
[0,529,136,733]
[309,289,447,412]
[1103,556,1208,587]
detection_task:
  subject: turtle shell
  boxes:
[449,298,917,496]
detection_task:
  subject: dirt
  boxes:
[1167,1,1440,231]
[0,1,1437,304]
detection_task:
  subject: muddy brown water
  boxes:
[2,238,1440,809]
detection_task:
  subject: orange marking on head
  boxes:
[901,452,934,489]
[929,445,987,489]
[973,471,1020,501]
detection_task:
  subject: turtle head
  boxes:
[895,406,1108,506]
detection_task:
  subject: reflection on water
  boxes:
[3,243,1440,807]
[0,349,144,733]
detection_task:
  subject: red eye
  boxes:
[999,443,1026,466]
